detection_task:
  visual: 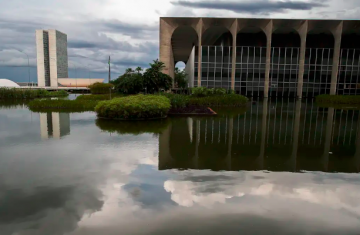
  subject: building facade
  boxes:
[36,29,68,87]
[160,18,360,97]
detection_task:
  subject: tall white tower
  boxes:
[36,29,68,87]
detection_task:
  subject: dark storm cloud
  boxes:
[171,0,327,14]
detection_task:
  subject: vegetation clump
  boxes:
[28,99,98,112]
[95,94,171,120]
[316,95,360,105]
[0,88,68,100]
[76,94,123,101]
[111,60,173,94]
[88,82,114,94]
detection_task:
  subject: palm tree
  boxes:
[125,68,134,74]
[135,67,142,74]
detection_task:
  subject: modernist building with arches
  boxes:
[160,17,360,98]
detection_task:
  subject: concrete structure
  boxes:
[160,18,360,97]
[36,29,68,87]
[0,79,21,88]
[57,78,104,87]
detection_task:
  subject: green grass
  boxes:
[95,94,171,120]
[316,95,360,105]
[28,99,98,112]
[76,93,123,101]
[0,88,68,100]
[96,118,170,135]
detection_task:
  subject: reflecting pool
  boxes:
[0,99,360,234]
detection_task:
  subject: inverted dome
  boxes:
[0,79,20,88]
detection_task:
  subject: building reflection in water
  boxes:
[159,99,360,173]
[40,112,70,139]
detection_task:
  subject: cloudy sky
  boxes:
[0,0,359,82]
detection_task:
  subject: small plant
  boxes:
[95,94,171,120]
[28,99,98,112]
[88,82,114,94]
[316,95,360,105]
[161,93,190,109]
[0,88,68,100]
[76,94,123,101]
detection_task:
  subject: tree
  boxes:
[143,59,172,93]
[125,68,134,74]
[174,67,188,89]
[135,67,142,74]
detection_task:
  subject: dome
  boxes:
[0,79,20,88]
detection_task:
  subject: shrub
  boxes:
[117,73,144,94]
[316,95,360,104]
[191,87,209,97]
[174,67,188,89]
[189,94,248,107]
[95,118,170,135]
[28,99,98,112]
[143,60,173,93]
[0,88,68,99]
[88,82,114,94]
[161,93,190,109]
[95,94,171,120]
[191,87,230,97]
[76,94,123,101]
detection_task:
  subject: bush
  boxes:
[28,99,98,112]
[96,118,170,135]
[76,94,123,101]
[95,94,171,120]
[88,82,114,94]
[191,87,230,97]
[316,95,360,104]
[189,94,248,107]
[116,73,144,94]
[143,60,173,93]
[161,93,190,109]
[0,88,68,99]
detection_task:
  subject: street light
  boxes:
[68,61,78,88]
[15,49,31,85]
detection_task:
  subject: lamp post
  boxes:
[68,61,78,88]
[16,49,31,85]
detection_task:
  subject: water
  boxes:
[0,99,360,234]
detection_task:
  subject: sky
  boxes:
[0,0,360,83]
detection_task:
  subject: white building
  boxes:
[0,79,21,88]
[36,29,68,87]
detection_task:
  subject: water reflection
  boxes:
[1,99,360,234]
[159,99,360,173]
[40,112,70,139]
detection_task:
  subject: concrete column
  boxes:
[263,21,273,98]
[196,19,203,87]
[323,107,334,172]
[230,20,238,91]
[290,100,302,171]
[297,21,308,99]
[330,22,343,95]
[159,19,176,80]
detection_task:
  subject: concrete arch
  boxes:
[272,28,300,47]
[201,26,233,46]
[171,26,199,63]
[237,27,267,47]
[306,29,334,48]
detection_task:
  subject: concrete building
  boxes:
[160,18,360,97]
[36,29,68,87]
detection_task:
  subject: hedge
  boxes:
[316,95,360,104]
[96,118,170,135]
[88,82,114,94]
[76,94,123,101]
[28,99,98,112]
[0,88,68,100]
[95,94,171,120]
